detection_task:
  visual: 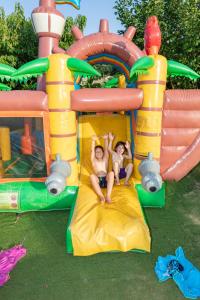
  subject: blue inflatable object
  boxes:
[127,82,137,88]
[74,82,81,90]
[155,247,200,299]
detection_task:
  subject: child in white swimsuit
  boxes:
[90,134,114,203]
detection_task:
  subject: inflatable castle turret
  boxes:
[32,0,66,89]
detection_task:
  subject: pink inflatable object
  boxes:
[0,245,26,287]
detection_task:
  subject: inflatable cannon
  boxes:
[138,153,162,193]
[45,154,71,196]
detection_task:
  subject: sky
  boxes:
[1,0,124,35]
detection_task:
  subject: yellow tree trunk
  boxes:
[46,54,78,186]
[134,55,167,179]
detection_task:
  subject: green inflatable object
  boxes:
[104,77,119,88]
[167,60,200,80]
[0,63,16,76]
[66,195,77,253]
[135,183,165,208]
[67,58,101,78]
[12,57,49,82]
[130,56,155,80]
[0,63,16,81]
[0,181,78,213]
[12,57,101,83]
[0,83,11,91]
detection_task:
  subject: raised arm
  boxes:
[124,141,132,160]
[102,134,109,157]
[108,132,115,154]
[91,135,97,160]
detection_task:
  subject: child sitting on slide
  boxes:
[90,134,114,203]
[108,133,133,186]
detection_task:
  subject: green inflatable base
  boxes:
[66,194,77,254]
[0,181,78,213]
[135,183,165,208]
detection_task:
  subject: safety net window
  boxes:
[0,117,47,179]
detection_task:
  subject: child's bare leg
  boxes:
[124,163,133,185]
[106,171,114,203]
[90,174,105,202]
[113,162,120,185]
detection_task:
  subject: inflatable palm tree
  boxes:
[11,55,100,186]
[0,64,16,90]
[129,16,199,179]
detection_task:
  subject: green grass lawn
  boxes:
[0,165,200,300]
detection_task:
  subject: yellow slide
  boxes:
[69,115,151,256]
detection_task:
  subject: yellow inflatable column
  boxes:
[46,54,78,186]
[0,127,11,161]
[134,55,167,179]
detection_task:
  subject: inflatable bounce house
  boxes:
[0,0,199,256]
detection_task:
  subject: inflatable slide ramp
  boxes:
[66,115,151,256]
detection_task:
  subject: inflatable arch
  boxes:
[65,19,144,79]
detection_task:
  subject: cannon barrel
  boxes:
[45,154,71,196]
[138,152,162,193]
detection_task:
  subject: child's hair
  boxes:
[95,145,104,152]
[114,141,127,154]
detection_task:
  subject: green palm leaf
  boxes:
[0,83,11,91]
[130,57,154,81]
[12,58,49,82]
[167,60,200,80]
[67,58,101,78]
[104,78,119,88]
[0,64,16,81]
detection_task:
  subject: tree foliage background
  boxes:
[114,0,200,89]
[0,1,199,89]
[0,2,87,89]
